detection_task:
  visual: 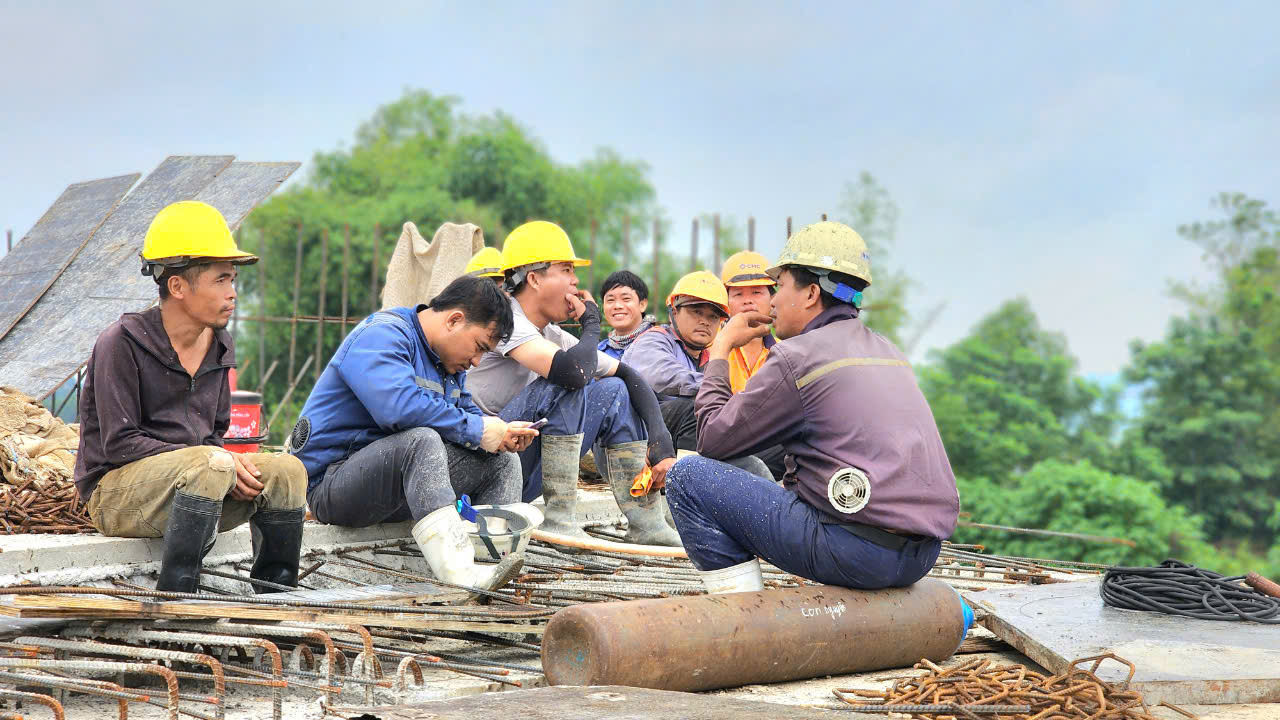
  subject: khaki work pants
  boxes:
[86,446,307,538]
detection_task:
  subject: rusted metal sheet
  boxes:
[0,157,295,400]
[969,578,1280,705]
[334,685,851,719]
[541,579,967,692]
[0,156,232,398]
[0,174,139,342]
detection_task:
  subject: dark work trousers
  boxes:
[499,376,646,502]
[660,396,778,481]
[666,456,942,589]
[307,427,521,526]
[751,443,788,484]
[660,396,700,451]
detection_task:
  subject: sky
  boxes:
[2,1,1277,376]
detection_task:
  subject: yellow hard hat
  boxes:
[465,247,504,278]
[501,221,590,273]
[666,271,729,316]
[766,221,872,287]
[721,250,775,287]
[140,201,257,275]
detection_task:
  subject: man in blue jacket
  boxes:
[291,276,537,590]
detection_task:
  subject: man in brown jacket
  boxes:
[664,221,960,594]
[74,201,308,593]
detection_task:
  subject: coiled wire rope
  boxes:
[1101,559,1280,623]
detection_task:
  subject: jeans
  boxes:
[666,456,941,589]
[307,427,522,526]
[499,376,646,501]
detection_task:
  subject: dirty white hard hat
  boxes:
[464,503,544,561]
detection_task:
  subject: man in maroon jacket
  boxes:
[75,201,308,593]
[664,221,960,594]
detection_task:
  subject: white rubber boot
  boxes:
[412,505,504,589]
[700,558,764,594]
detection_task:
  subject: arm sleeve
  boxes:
[338,322,484,447]
[546,301,601,389]
[695,356,804,460]
[613,362,676,466]
[92,332,187,465]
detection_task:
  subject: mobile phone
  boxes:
[529,418,549,430]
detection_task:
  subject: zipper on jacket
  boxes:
[186,377,196,446]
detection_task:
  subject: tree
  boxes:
[953,460,1211,566]
[837,172,910,343]
[919,299,1112,484]
[1124,316,1279,541]
[1170,193,1279,313]
[1123,193,1280,547]
[234,89,660,441]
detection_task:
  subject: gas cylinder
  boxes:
[542,578,973,692]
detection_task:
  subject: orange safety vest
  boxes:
[727,334,776,394]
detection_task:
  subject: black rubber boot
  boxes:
[155,492,222,593]
[249,507,306,594]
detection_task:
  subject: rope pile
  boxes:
[1101,559,1280,624]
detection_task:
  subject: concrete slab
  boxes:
[333,685,850,719]
[0,487,622,588]
[966,578,1280,706]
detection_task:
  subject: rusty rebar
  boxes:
[833,654,1198,720]
[0,687,64,720]
[13,636,225,720]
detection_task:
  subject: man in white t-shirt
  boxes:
[467,221,681,546]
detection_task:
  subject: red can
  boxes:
[225,390,266,453]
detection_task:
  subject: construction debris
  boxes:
[0,387,91,534]
[833,654,1198,720]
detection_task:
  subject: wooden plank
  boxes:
[0,595,545,634]
[0,174,139,342]
[0,158,298,400]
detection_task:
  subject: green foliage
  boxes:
[953,460,1210,566]
[920,298,1113,483]
[1124,316,1280,541]
[1123,195,1280,545]
[233,89,660,441]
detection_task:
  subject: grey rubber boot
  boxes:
[539,433,586,536]
[156,491,222,593]
[605,441,683,547]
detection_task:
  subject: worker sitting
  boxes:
[619,270,773,481]
[292,275,534,590]
[75,201,308,594]
[465,246,506,287]
[720,250,787,481]
[466,221,681,546]
[665,222,960,594]
[597,270,656,360]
